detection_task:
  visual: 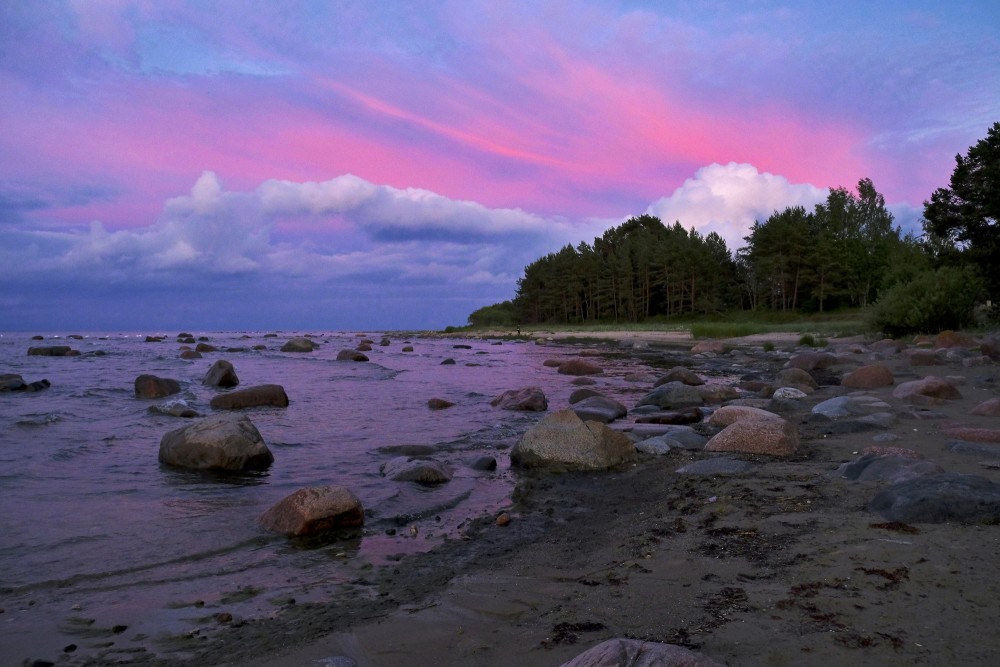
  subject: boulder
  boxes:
[557,359,603,376]
[934,330,977,348]
[381,457,453,484]
[838,454,944,485]
[469,455,497,471]
[892,376,962,403]
[970,398,1000,416]
[707,405,782,427]
[569,387,604,404]
[656,367,704,386]
[281,337,317,352]
[559,638,725,667]
[690,340,726,355]
[180,350,203,359]
[772,387,808,399]
[636,382,704,410]
[705,417,799,456]
[906,349,942,366]
[135,374,182,399]
[158,414,274,471]
[869,473,1000,523]
[785,351,836,371]
[941,426,1000,444]
[634,436,675,455]
[570,395,628,423]
[491,387,548,411]
[427,398,455,410]
[634,408,703,425]
[259,486,364,536]
[440,358,456,365]
[811,395,892,419]
[982,338,1000,361]
[775,367,818,389]
[871,339,904,355]
[195,342,218,353]
[841,364,893,389]
[210,384,289,410]
[148,399,200,418]
[203,360,239,387]
[337,349,369,362]
[511,409,636,471]
[27,345,77,356]
[1,373,26,391]
[694,384,740,404]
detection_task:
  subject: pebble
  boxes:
[496,512,511,526]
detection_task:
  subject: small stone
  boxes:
[495,512,511,526]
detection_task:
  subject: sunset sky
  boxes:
[2,1,998,331]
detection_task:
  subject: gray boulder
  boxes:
[636,381,704,410]
[870,473,1000,523]
[676,457,753,476]
[838,454,943,485]
[571,395,628,423]
[203,359,239,387]
[511,409,635,471]
[158,414,274,471]
[259,486,364,536]
[381,457,453,484]
[281,337,317,352]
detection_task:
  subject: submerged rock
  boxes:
[209,384,289,410]
[336,349,369,362]
[158,414,274,471]
[259,486,364,537]
[27,345,78,357]
[381,457,453,484]
[511,409,635,471]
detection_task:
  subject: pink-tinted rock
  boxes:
[892,376,962,402]
[560,638,726,667]
[135,374,181,399]
[776,367,818,388]
[971,398,1000,416]
[209,384,289,410]
[557,359,603,376]
[707,405,782,427]
[941,427,1000,444]
[705,417,799,456]
[258,486,364,536]
[491,387,548,411]
[690,340,726,354]
[861,445,924,459]
[841,364,894,389]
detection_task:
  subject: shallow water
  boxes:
[0,330,655,664]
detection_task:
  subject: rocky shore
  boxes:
[39,329,1000,667]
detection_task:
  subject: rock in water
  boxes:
[491,387,548,411]
[134,374,182,399]
[336,349,369,361]
[281,337,317,352]
[869,473,1000,523]
[209,384,289,410]
[203,360,239,387]
[559,638,726,667]
[571,395,628,423]
[511,409,635,471]
[158,414,274,471]
[381,457,453,484]
[259,486,364,536]
[557,359,603,376]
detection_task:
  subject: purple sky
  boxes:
[1,1,997,331]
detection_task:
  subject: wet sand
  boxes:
[64,332,1000,666]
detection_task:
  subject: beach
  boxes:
[5,329,1000,666]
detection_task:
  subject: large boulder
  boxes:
[281,337,317,352]
[259,486,364,536]
[27,345,77,356]
[557,359,603,376]
[491,387,548,411]
[841,364,894,389]
[560,638,726,667]
[135,374,182,399]
[381,457,453,484]
[209,384,289,410]
[838,454,944,485]
[636,382,704,410]
[869,473,1000,523]
[707,405,781,427]
[203,359,239,387]
[705,417,799,456]
[511,409,636,471]
[158,414,274,471]
[656,367,704,386]
[775,367,818,389]
[892,376,962,403]
[785,351,836,371]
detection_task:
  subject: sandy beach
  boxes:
[43,329,1000,667]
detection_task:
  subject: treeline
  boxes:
[501,177,910,325]
[469,122,998,335]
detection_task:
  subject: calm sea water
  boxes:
[0,330,656,664]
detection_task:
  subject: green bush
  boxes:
[798,334,815,347]
[867,266,984,337]
[467,301,517,328]
[762,341,775,352]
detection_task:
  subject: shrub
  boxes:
[867,266,984,337]
[798,334,816,347]
[467,301,517,328]
[762,341,775,352]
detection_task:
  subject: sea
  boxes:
[0,330,658,664]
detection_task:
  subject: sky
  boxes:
[1,1,998,332]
